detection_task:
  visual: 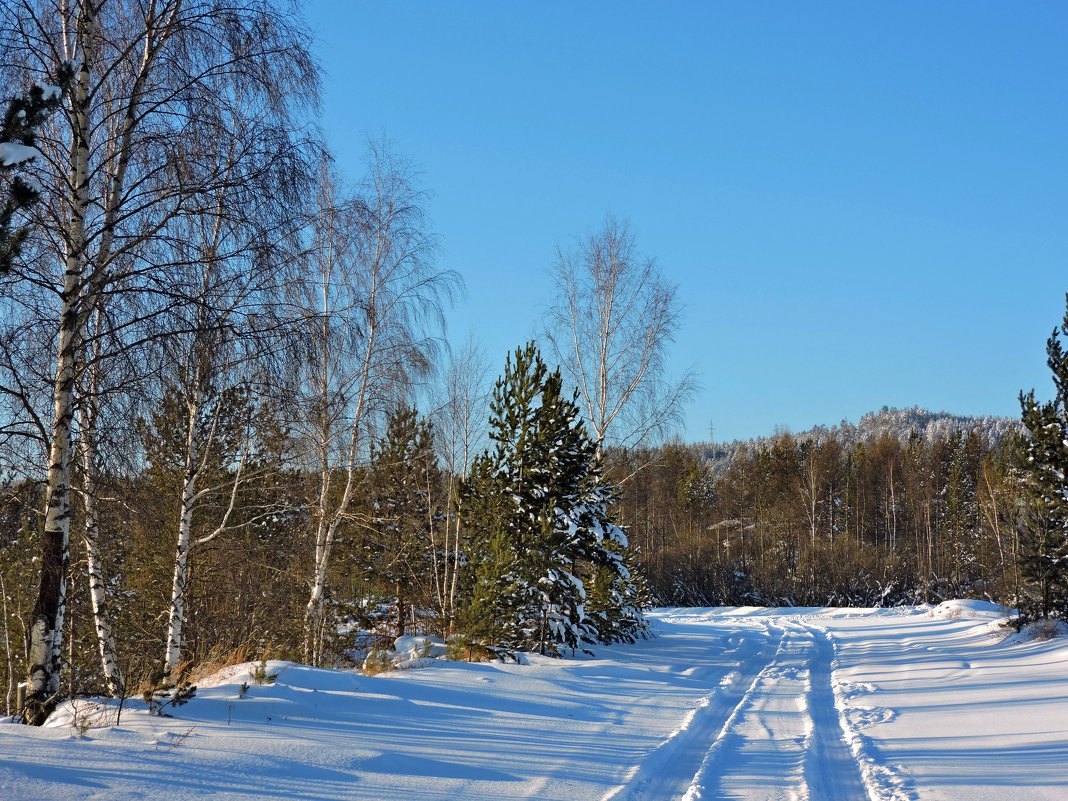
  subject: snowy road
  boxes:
[611,619,870,801]
[2,604,1067,800]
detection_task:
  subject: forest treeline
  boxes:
[616,417,1022,608]
[694,406,1018,477]
[0,402,1035,716]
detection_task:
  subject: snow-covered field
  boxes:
[2,603,1066,801]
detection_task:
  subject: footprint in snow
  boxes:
[838,681,876,698]
[848,706,897,728]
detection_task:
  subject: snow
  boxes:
[0,142,42,166]
[926,598,1009,619]
[35,82,62,101]
[393,634,447,659]
[2,605,1068,800]
[19,174,43,195]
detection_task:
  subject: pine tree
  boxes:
[1018,293,1068,621]
[457,488,525,647]
[0,65,72,274]
[459,343,645,656]
[365,406,442,636]
[459,344,546,651]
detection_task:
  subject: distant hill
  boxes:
[693,406,1019,475]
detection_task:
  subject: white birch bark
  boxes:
[163,381,202,677]
[303,326,372,665]
[25,0,174,721]
[12,0,318,718]
[163,372,251,678]
[78,363,124,696]
[25,23,93,724]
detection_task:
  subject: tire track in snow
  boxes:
[682,625,809,801]
[603,623,784,801]
[797,623,869,801]
[611,616,914,801]
[813,623,916,801]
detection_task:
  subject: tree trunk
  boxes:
[24,43,92,726]
[395,586,406,638]
[303,459,333,665]
[304,295,374,664]
[79,389,124,696]
[164,386,202,678]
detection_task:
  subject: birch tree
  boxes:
[544,216,696,463]
[1,0,317,724]
[76,307,123,694]
[429,337,489,633]
[152,53,315,680]
[295,148,457,665]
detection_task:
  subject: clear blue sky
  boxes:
[305,1,1068,443]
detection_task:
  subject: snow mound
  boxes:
[360,634,449,673]
[1003,618,1068,645]
[927,599,1008,620]
[43,698,120,731]
[194,659,292,689]
[394,634,447,659]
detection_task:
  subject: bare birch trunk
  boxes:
[2,575,12,717]
[302,267,376,665]
[79,390,124,696]
[298,147,450,663]
[303,421,359,665]
[24,36,93,726]
[303,455,335,664]
[164,385,202,677]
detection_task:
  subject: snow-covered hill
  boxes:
[1,604,1065,800]
[696,406,1018,475]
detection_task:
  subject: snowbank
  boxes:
[926,599,1009,620]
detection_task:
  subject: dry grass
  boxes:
[187,643,252,684]
[444,639,496,663]
[361,647,395,676]
[1029,619,1063,641]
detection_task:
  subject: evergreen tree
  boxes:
[459,343,645,655]
[457,484,525,647]
[365,406,442,636]
[1018,293,1068,620]
[0,65,72,274]
[458,344,547,650]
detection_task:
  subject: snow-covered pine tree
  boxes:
[459,344,547,650]
[585,546,650,644]
[0,65,71,274]
[459,343,645,656]
[1018,293,1068,621]
[535,366,646,650]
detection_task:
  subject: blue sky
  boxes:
[305,2,1068,443]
